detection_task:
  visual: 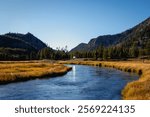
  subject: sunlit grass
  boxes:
[59,60,150,100]
[0,60,72,84]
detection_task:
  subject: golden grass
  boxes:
[0,60,72,84]
[59,60,150,100]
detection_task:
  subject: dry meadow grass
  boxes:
[0,60,72,84]
[59,60,150,100]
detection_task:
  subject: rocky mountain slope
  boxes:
[70,17,150,52]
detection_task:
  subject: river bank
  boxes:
[0,60,72,84]
[59,60,150,100]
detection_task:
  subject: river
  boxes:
[0,65,138,100]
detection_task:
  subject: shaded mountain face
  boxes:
[70,17,150,52]
[0,32,47,60]
[118,17,150,48]
[2,32,47,51]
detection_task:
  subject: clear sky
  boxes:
[0,0,150,50]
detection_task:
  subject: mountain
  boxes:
[2,32,47,51]
[0,32,47,60]
[70,17,150,52]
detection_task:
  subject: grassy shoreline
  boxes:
[0,60,72,85]
[59,60,150,100]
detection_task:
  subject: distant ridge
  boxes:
[0,32,47,60]
[1,32,47,51]
[70,17,150,52]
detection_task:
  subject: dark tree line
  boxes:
[36,46,70,60]
[0,46,70,61]
[71,40,150,60]
[0,40,150,61]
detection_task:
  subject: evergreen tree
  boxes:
[103,48,108,60]
[146,40,150,55]
[129,43,139,58]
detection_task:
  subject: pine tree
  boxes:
[103,48,108,60]
[129,43,139,58]
[146,40,150,55]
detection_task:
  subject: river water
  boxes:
[0,65,138,100]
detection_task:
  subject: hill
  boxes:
[0,32,47,60]
[70,17,150,53]
[2,32,47,51]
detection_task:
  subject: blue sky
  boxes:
[0,0,150,50]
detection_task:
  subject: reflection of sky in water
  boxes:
[72,65,76,81]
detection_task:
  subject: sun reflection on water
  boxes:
[72,65,76,81]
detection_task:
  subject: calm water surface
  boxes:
[0,65,138,100]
